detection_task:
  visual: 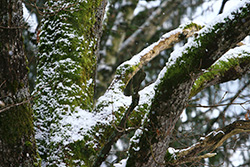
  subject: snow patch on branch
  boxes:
[114,158,128,167]
[166,1,249,69]
[215,44,250,63]
[206,130,225,138]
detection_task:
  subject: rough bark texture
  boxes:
[33,0,107,165]
[127,3,250,167]
[0,0,38,166]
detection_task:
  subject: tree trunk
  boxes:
[0,0,38,166]
[33,0,107,165]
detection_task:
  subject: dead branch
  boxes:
[167,120,250,166]
[122,23,202,90]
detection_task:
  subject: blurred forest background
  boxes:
[23,0,250,166]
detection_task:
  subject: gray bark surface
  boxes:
[0,0,37,166]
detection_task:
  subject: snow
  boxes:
[114,1,250,151]
[114,158,128,167]
[200,137,205,141]
[134,0,161,16]
[179,143,199,153]
[27,0,250,165]
[8,50,13,56]
[167,147,180,160]
[166,1,249,69]
[215,44,250,63]
[186,0,249,25]
[95,77,132,123]
[57,107,96,145]
[96,24,195,121]
[206,130,225,138]
[168,147,179,154]
[22,4,38,33]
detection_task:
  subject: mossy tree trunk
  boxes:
[0,0,38,166]
[25,0,250,166]
[33,0,107,166]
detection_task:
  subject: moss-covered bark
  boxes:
[190,48,250,97]
[33,0,106,166]
[0,0,38,166]
[127,2,250,167]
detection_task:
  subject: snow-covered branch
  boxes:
[127,2,250,166]
[166,120,250,166]
[190,44,250,97]
[92,21,202,165]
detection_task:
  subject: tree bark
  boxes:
[0,0,38,166]
[127,3,250,167]
[33,0,107,165]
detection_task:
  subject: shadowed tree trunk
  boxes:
[0,0,38,166]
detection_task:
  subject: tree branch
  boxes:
[127,2,250,166]
[118,23,202,90]
[205,79,250,134]
[119,0,182,53]
[218,0,229,14]
[166,120,250,166]
[190,45,250,98]
[93,86,140,167]
[93,22,201,166]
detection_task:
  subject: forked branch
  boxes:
[166,120,250,166]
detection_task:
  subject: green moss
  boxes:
[190,55,250,97]
[1,103,34,144]
[34,0,104,165]
[0,95,38,166]
[66,140,96,167]
[128,103,148,127]
[183,22,203,30]
[25,141,33,147]
[37,0,103,109]
[127,4,250,166]
[115,63,141,93]
[151,3,249,113]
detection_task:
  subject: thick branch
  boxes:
[127,3,250,167]
[190,45,250,98]
[93,22,201,167]
[93,89,140,167]
[116,23,202,91]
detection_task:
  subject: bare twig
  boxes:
[166,120,250,166]
[189,100,250,108]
